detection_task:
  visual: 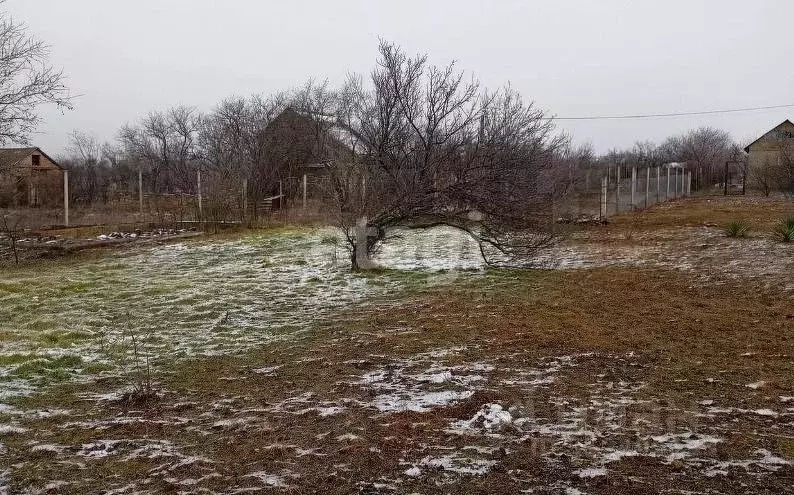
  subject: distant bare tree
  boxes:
[119,106,200,194]
[197,93,289,219]
[65,130,105,203]
[321,41,570,269]
[662,127,732,191]
[0,3,71,146]
[728,143,749,195]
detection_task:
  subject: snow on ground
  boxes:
[0,228,490,402]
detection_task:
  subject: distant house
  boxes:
[262,107,360,179]
[0,147,64,207]
[744,119,794,180]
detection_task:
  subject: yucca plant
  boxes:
[774,217,794,242]
[726,220,748,238]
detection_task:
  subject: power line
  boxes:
[550,103,794,121]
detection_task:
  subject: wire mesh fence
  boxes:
[565,166,693,220]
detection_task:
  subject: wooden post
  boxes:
[600,176,608,220]
[63,170,69,227]
[615,165,621,213]
[138,169,143,215]
[645,167,650,208]
[197,169,202,219]
[302,173,307,209]
[631,166,637,207]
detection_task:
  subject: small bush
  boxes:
[726,220,748,238]
[774,217,794,242]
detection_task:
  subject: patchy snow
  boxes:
[404,466,422,477]
[419,454,496,476]
[247,471,289,487]
[746,380,767,390]
[650,432,722,451]
[0,424,28,435]
[574,467,608,478]
[372,390,475,413]
[451,403,513,432]
[251,365,281,375]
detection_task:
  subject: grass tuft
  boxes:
[726,220,748,238]
[773,217,794,242]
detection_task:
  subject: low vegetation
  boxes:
[726,219,748,237]
[774,217,794,242]
[0,196,792,494]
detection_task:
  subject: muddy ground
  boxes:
[0,195,792,494]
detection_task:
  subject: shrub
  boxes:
[774,217,794,242]
[726,220,748,238]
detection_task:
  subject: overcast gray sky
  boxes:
[6,0,794,155]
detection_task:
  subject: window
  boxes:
[32,155,40,166]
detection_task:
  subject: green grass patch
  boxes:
[38,330,93,348]
[13,355,84,379]
[0,282,27,294]
[25,320,59,332]
[0,353,39,366]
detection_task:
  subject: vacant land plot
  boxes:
[1,196,792,494]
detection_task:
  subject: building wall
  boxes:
[0,151,64,208]
[747,120,794,173]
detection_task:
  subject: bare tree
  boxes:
[662,127,732,191]
[119,106,200,194]
[1,212,23,264]
[65,130,105,203]
[319,41,570,269]
[0,3,71,146]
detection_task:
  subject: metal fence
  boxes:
[569,166,693,220]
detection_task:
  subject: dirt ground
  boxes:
[1,194,793,494]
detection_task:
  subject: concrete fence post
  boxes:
[666,166,671,200]
[197,169,202,219]
[242,178,248,221]
[615,165,621,213]
[302,173,308,209]
[63,170,69,227]
[631,166,637,208]
[138,169,144,215]
[645,167,650,208]
[687,171,692,196]
[678,169,683,197]
[656,166,660,203]
[601,176,608,220]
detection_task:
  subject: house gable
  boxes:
[744,120,794,153]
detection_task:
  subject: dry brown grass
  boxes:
[4,194,794,494]
[605,194,794,232]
